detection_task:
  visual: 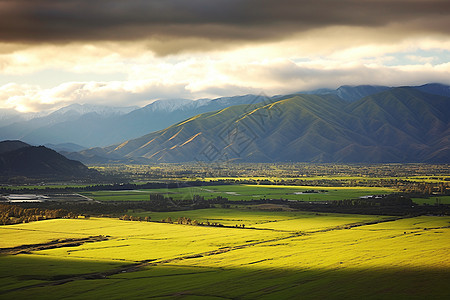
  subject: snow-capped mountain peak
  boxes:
[52,103,138,117]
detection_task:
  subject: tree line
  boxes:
[0,180,234,194]
[119,215,248,228]
[0,204,77,225]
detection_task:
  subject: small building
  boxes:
[6,194,48,203]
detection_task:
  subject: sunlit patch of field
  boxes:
[162,215,450,270]
[172,184,394,202]
[81,184,394,202]
[1,212,449,299]
[143,209,390,231]
[0,221,92,248]
[203,175,450,183]
[140,208,301,227]
[3,218,287,262]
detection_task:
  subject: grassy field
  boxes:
[0,209,449,299]
[80,184,394,202]
[412,195,450,205]
[203,175,450,183]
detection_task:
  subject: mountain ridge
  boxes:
[68,87,450,164]
[0,94,269,147]
[1,83,449,149]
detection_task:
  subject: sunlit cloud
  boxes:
[1,56,449,113]
[0,1,449,112]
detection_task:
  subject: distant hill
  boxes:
[0,141,100,181]
[44,142,86,153]
[70,87,450,163]
[0,140,30,154]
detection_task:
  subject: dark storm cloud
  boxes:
[0,0,449,45]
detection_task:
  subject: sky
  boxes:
[0,0,449,112]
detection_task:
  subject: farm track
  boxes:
[0,235,109,255]
[0,215,427,295]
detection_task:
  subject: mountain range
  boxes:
[300,83,450,101]
[1,83,449,164]
[1,83,448,150]
[66,87,450,164]
[0,95,269,149]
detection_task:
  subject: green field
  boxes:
[1,209,449,299]
[412,196,450,205]
[204,175,450,183]
[81,184,394,202]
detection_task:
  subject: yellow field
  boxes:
[243,184,393,190]
[144,209,392,231]
[1,212,449,299]
[173,216,450,270]
[203,176,450,183]
[12,218,284,262]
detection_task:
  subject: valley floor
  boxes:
[0,210,449,299]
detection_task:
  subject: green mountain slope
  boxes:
[73,88,450,163]
[347,87,450,161]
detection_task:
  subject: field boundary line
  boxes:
[0,235,108,255]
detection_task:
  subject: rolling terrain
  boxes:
[72,87,450,163]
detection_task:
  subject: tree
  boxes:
[163,217,172,223]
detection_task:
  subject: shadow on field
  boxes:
[1,255,449,299]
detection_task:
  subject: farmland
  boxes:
[88,163,450,182]
[80,184,395,202]
[412,195,450,205]
[134,208,391,230]
[0,210,449,299]
[1,163,449,298]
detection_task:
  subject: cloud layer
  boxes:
[1,0,449,53]
[2,57,449,112]
[0,0,449,112]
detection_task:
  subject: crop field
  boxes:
[80,184,394,202]
[0,210,449,299]
[203,175,450,183]
[137,208,392,230]
[412,195,450,205]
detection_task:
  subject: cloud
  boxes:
[0,1,449,112]
[0,80,190,112]
[0,0,449,54]
[1,57,449,112]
